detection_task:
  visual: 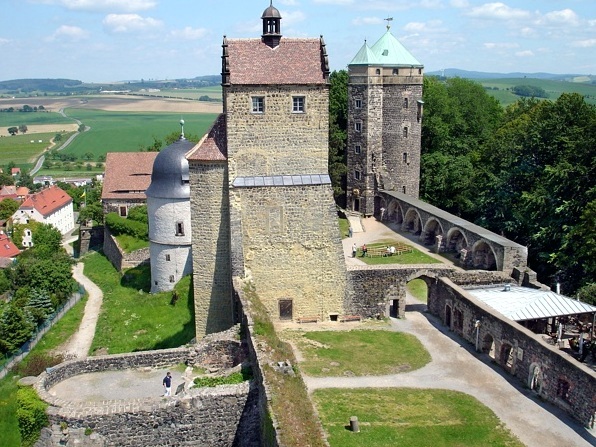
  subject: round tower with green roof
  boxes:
[346,26,424,216]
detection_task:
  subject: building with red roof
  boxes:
[11,185,74,236]
[0,231,20,261]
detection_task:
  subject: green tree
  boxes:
[78,201,103,224]
[328,70,348,206]
[78,123,85,132]
[0,172,15,186]
[53,133,62,142]
[577,283,596,306]
[7,126,18,136]
[0,198,19,220]
[0,304,35,354]
[18,124,28,134]
[83,152,94,160]
[26,289,55,326]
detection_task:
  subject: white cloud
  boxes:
[352,17,384,26]
[515,50,534,57]
[519,27,537,38]
[170,27,207,40]
[48,25,90,41]
[30,0,156,12]
[537,9,580,27]
[450,0,469,8]
[404,20,444,33]
[0,38,11,45]
[281,10,306,26]
[278,0,298,5]
[102,14,162,33]
[571,39,596,48]
[467,3,531,20]
[483,42,519,49]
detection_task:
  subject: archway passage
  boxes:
[528,364,543,393]
[500,343,514,371]
[386,199,403,224]
[404,209,422,235]
[482,334,496,359]
[423,219,444,246]
[446,229,468,253]
[472,241,497,270]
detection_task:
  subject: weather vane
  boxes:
[385,17,393,30]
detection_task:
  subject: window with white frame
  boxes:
[355,145,361,154]
[292,96,305,113]
[175,221,184,236]
[251,96,264,113]
[355,121,362,132]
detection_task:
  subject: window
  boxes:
[403,152,408,163]
[402,186,406,194]
[252,96,264,113]
[165,254,171,261]
[355,99,362,109]
[375,68,381,75]
[355,145,361,154]
[169,275,175,283]
[403,127,408,138]
[393,68,399,75]
[154,281,158,286]
[417,101,423,123]
[354,170,361,180]
[175,221,184,236]
[119,206,127,217]
[355,121,362,133]
[292,96,305,113]
[403,98,408,108]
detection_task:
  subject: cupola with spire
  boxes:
[261,1,282,48]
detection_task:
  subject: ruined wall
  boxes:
[427,277,596,427]
[233,184,346,320]
[102,227,149,272]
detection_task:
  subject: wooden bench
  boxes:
[366,248,386,257]
[340,315,361,323]
[297,316,319,324]
[367,245,413,257]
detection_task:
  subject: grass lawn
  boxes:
[114,234,149,253]
[407,279,428,303]
[0,293,87,447]
[84,252,194,355]
[313,388,523,447]
[60,108,218,159]
[0,132,56,166]
[339,216,350,238]
[357,240,443,265]
[293,330,431,376]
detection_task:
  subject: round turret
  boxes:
[145,136,194,200]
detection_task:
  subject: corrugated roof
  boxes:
[232,174,331,188]
[467,286,596,321]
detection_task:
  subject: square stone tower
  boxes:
[346,27,424,216]
[188,4,347,337]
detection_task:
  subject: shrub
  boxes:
[127,205,148,225]
[193,366,252,388]
[14,351,65,377]
[105,212,148,241]
[16,386,48,447]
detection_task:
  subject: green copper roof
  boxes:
[350,28,423,67]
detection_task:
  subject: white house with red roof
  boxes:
[11,185,74,236]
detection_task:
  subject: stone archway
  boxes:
[386,199,403,224]
[403,208,422,235]
[528,363,543,393]
[446,227,468,253]
[482,333,496,359]
[422,218,444,246]
[471,240,497,270]
[500,343,514,371]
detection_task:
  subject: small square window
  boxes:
[169,275,175,283]
[393,68,399,75]
[355,99,362,109]
[403,127,408,138]
[119,206,127,217]
[252,96,264,113]
[165,254,171,261]
[355,121,362,133]
[375,68,381,75]
[292,96,305,113]
[175,221,184,236]
[355,170,361,180]
[355,145,361,154]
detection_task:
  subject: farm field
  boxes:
[0,132,59,167]
[477,77,596,106]
[59,108,218,158]
[137,86,222,101]
[0,111,74,129]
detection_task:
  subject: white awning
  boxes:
[466,286,596,321]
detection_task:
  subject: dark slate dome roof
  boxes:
[261,4,281,19]
[146,136,195,199]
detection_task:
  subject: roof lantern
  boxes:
[261,1,282,48]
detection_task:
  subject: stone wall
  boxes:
[102,227,150,272]
[34,332,262,447]
[427,277,596,427]
[233,184,346,321]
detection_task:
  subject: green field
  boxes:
[478,78,596,106]
[137,86,222,101]
[0,111,74,129]
[60,109,218,158]
[0,132,56,167]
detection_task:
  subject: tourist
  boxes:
[163,371,172,396]
[348,226,353,238]
[352,243,357,257]
[362,244,367,257]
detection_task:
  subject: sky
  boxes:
[1,0,595,83]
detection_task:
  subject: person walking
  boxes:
[348,226,353,238]
[162,371,172,396]
[362,244,367,257]
[352,243,357,258]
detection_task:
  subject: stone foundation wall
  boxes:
[427,277,596,427]
[102,227,150,272]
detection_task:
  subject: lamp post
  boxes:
[475,320,481,352]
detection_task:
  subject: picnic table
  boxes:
[365,245,412,257]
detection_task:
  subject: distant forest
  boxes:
[328,71,596,300]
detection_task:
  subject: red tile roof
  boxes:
[225,38,328,85]
[0,185,17,196]
[0,232,20,258]
[19,185,72,217]
[102,152,158,200]
[187,115,227,162]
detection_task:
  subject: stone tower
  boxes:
[187,3,347,338]
[146,122,194,293]
[346,26,424,216]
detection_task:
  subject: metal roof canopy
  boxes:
[466,285,596,321]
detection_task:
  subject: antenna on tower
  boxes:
[384,17,393,30]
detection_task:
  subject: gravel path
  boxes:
[302,296,595,447]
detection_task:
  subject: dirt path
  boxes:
[57,262,103,359]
